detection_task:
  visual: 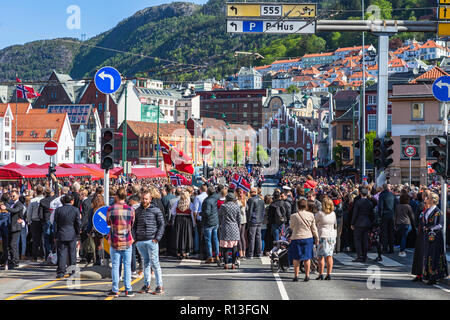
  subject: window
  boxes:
[5,151,9,160]
[401,136,420,159]
[439,102,450,120]
[24,155,30,161]
[5,132,9,146]
[387,114,392,132]
[411,103,424,120]
[342,147,350,160]
[368,115,377,132]
[368,95,377,105]
[4,117,9,127]
[243,112,247,118]
[343,125,351,140]
[98,103,102,111]
[170,110,173,116]
[289,128,295,142]
[243,103,247,108]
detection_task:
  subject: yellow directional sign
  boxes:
[438,22,450,36]
[440,0,450,4]
[439,6,450,20]
[227,3,316,18]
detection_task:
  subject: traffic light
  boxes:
[206,166,214,179]
[101,128,115,170]
[383,137,394,168]
[431,134,448,177]
[373,138,383,170]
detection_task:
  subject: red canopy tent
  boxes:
[26,163,40,168]
[129,167,166,179]
[0,168,47,180]
[3,163,29,170]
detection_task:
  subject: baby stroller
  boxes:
[269,228,291,273]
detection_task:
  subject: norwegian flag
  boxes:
[16,78,41,99]
[230,173,251,192]
[168,172,191,186]
[159,137,194,175]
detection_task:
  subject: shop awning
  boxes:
[129,167,166,179]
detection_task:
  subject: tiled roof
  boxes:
[420,40,445,51]
[126,121,189,138]
[409,66,449,84]
[292,76,313,82]
[335,45,371,53]
[11,113,67,143]
[272,58,301,65]
[302,52,334,58]
[255,65,270,70]
[389,59,407,68]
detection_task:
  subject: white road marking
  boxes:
[273,273,289,300]
[367,253,404,267]
[179,259,202,266]
[433,284,450,294]
[334,253,365,266]
[261,256,271,265]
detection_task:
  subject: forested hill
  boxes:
[0,0,437,82]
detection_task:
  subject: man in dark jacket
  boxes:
[201,186,220,264]
[351,188,374,263]
[246,187,265,259]
[53,194,81,278]
[3,191,25,269]
[39,185,59,261]
[378,184,397,253]
[160,185,175,256]
[268,189,286,242]
[134,190,165,295]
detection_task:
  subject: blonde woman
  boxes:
[172,191,194,259]
[315,196,337,280]
[236,189,248,260]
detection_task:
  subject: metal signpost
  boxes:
[44,140,58,189]
[94,66,122,205]
[404,145,416,186]
[432,75,450,255]
[92,206,110,264]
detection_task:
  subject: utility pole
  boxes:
[122,83,128,175]
[328,92,334,162]
[156,100,160,168]
[361,0,366,179]
[443,102,448,255]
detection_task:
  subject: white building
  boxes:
[12,112,74,165]
[0,103,15,164]
[237,67,263,89]
[174,91,200,124]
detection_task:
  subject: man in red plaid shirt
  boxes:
[106,187,135,297]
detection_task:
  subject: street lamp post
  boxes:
[122,84,127,175]
[156,100,160,168]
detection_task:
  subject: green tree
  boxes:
[256,145,269,164]
[287,85,300,93]
[233,143,244,165]
[365,131,377,165]
[333,143,343,170]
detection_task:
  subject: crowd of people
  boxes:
[0,164,448,297]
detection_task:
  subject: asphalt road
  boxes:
[1,179,449,301]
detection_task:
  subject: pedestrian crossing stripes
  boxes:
[179,259,202,266]
[261,256,271,265]
[333,253,365,266]
[366,253,404,267]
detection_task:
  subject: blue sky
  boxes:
[0,0,208,50]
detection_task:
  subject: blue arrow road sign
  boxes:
[432,76,450,102]
[92,206,110,235]
[94,67,122,94]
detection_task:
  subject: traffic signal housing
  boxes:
[431,135,448,178]
[373,138,383,170]
[203,166,214,179]
[101,128,115,170]
[47,163,56,178]
[383,137,394,168]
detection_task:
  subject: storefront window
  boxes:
[411,103,424,120]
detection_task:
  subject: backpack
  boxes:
[274,203,286,225]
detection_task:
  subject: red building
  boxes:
[259,105,315,168]
[199,89,269,129]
